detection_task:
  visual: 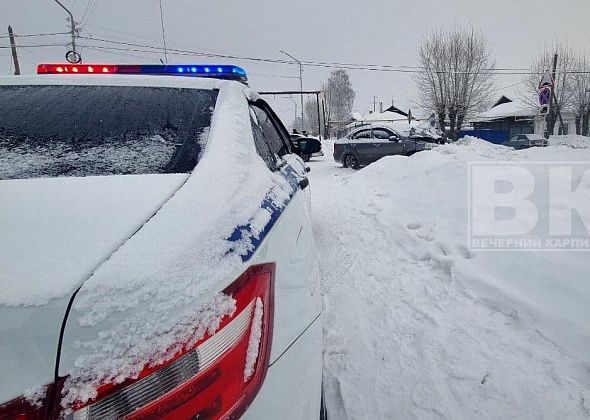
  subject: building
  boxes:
[463,96,576,143]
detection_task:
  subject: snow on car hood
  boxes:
[0,173,188,403]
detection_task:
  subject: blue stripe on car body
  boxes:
[227,163,300,261]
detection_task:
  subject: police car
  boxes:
[0,64,323,419]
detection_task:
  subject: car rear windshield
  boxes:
[0,85,218,180]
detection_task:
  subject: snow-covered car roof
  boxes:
[346,120,442,139]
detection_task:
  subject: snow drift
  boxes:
[313,138,590,419]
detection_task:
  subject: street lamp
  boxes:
[280,49,304,132]
[53,0,80,63]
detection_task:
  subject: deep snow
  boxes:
[311,138,590,419]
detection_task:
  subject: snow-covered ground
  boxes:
[549,134,590,149]
[310,138,590,419]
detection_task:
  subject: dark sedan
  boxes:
[333,126,426,169]
[502,134,548,149]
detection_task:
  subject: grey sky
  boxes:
[2,0,589,125]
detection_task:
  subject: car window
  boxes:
[250,105,290,158]
[352,130,371,139]
[0,85,217,180]
[250,108,277,170]
[372,129,395,140]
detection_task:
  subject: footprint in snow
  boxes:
[455,244,474,259]
[407,222,422,230]
[434,242,451,256]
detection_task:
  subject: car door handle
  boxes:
[299,177,309,190]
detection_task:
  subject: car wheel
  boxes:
[302,154,311,162]
[343,154,359,169]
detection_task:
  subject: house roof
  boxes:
[492,95,513,108]
[383,105,410,118]
[361,110,409,122]
[472,97,537,122]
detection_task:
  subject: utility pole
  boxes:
[547,52,566,136]
[53,0,80,63]
[322,99,328,139]
[159,0,168,64]
[315,92,322,140]
[373,96,377,112]
[280,50,304,131]
[7,26,20,75]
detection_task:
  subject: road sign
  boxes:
[538,71,553,115]
[538,86,552,106]
[539,71,553,88]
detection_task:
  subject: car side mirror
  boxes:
[296,137,321,155]
[389,136,399,142]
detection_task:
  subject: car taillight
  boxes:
[0,386,53,420]
[64,263,274,420]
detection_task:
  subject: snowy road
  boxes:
[309,140,590,420]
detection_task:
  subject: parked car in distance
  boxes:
[503,133,548,149]
[291,133,323,162]
[333,124,426,169]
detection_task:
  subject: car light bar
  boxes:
[36,64,248,82]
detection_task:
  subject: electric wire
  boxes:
[75,36,590,75]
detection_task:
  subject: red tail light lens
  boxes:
[66,263,275,420]
[0,386,53,420]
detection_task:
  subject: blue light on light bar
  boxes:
[139,64,247,82]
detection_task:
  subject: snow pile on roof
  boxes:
[549,134,590,148]
[312,139,590,419]
[472,99,536,122]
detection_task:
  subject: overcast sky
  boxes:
[2,0,589,125]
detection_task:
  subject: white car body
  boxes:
[0,74,322,418]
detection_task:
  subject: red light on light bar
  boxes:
[37,64,141,75]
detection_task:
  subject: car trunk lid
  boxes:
[0,173,188,404]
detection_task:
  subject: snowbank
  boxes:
[312,137,590,419]
[549,134,590,149]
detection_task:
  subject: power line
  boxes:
[0,43,67,49]
[80,0,95,24]
[9,32,589,76]
[75,36,590,75]
[0,31,69,39]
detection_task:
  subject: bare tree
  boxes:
[415,27,495,140]
[571,55,590,136]
[303,98,323,136]
[324,70,355,137]
[521,42,578,135]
